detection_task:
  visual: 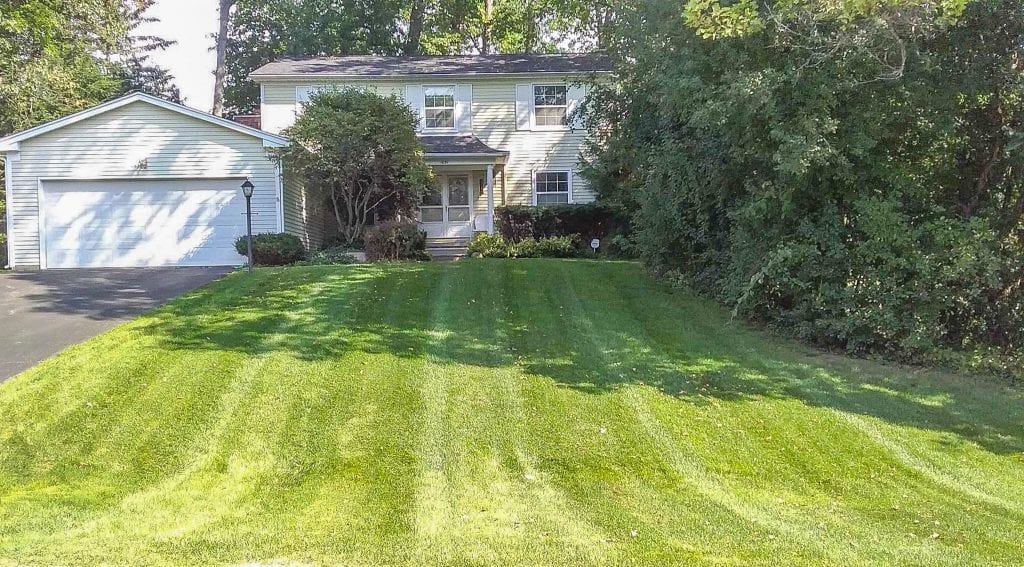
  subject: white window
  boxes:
[533,85,567,127]
[423,86,456,130]
[534,171,571,205]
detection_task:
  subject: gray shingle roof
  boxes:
[251,53,612,78]
[419,135,506,155]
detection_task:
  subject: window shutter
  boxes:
[515,84,532,131]
[455,84,473,133]
[567,84,585,130]
[406,85,424,131]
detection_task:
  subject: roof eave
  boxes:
[0,92,290,148]
[250,70,613,81]
[425,152,508,158]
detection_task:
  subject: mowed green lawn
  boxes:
[0,260,1021,566]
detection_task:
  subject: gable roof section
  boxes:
[251,53,612,80]
[0,92,289,152]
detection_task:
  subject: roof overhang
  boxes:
[0,92,289,152]
[425,154,507,167]
[251,71,613,81]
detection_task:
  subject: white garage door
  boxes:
[41,179,249,268]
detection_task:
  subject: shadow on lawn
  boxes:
[142,261,1024,456]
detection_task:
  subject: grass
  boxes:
[0,260,1021,566]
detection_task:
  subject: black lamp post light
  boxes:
[241,179,255,273]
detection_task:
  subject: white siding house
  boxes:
[0,93,307,269]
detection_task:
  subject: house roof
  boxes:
[0,92,289,152]
[419,135,507,157]
[251,53,612,79]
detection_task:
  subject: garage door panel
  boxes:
[45,193,244,225]
[45,217,249,235]
[42,179,255,268]
[45,224,246,250]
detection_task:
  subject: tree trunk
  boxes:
[481,0,494,54]
[212,0,235,116]
[405,0,426,55]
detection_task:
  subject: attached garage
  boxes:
[0,93,295,270]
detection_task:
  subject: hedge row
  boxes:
[494,203,624,244]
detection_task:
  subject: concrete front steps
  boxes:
[426,237,471,261]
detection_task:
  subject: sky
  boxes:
[136,0,220,112]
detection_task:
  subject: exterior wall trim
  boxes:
[4,154,16,268]
[253,71,612,81]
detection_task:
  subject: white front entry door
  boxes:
[418,174,474,239]
[40,179,249,268]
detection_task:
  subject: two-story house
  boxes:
[252,53,609,241]
[0,54,609,269]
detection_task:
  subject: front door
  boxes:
[418,174,473,238]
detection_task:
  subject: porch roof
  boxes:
[419,135,507,158]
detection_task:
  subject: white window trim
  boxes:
[531,83,569,131]
[422,84,458,132]
[532,170,573,205]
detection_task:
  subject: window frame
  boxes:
[532,170,572,205]
[531,84,568,130]
[422,85,457,131]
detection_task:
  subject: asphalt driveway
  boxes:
[0,267,232,383]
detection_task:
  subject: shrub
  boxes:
[234,233,307,266]
[524,235,579,257]
[467,233,510,257]
[364,220,429,262]
[495,203,624,245]
[300,246,359,266]
[468,234,579,258]
[0,233,7,269]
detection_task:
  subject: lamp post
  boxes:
[241,179,255,273]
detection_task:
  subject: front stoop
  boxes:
[426,237,471,261]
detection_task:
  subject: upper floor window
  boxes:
[424,86,456,130]
[534,85,567,127]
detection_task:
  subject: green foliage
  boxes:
[298,246,360,266]
[0,0,178,136]
[468,234,580,258]
[467,233,510,257]
[364,220,429,262]
[585,0,1024,378]
[234,233,307,266]
[279,89,431,245]
[494,204,624,244]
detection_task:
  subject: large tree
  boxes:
[584,0,1024,375]
[279,89,432,245]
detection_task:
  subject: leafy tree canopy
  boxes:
[584,0,1024,377]
[279,89,432,245]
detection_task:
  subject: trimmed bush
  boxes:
[234,233,307,266]
[364,220,429,262]
[300,246,359,266]
[468,234,579,258]
[495,204,624,244]
[467,233,510,257]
